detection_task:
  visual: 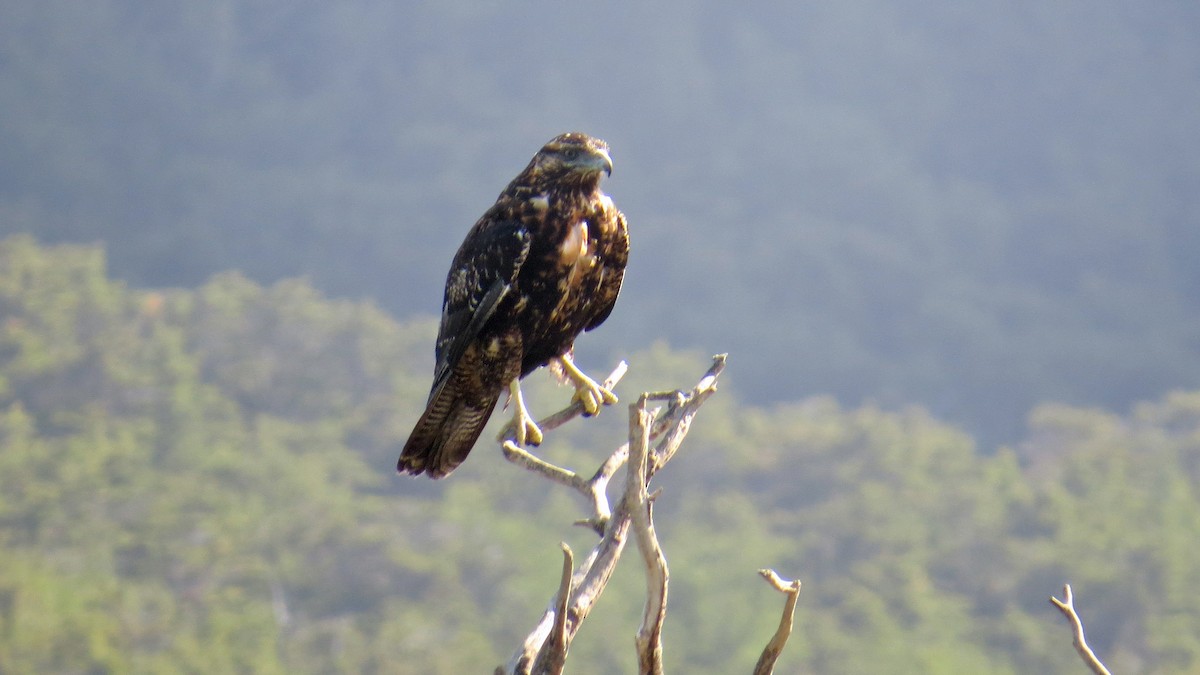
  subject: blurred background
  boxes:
[2,1,1199,672]
[5,0,1198,446]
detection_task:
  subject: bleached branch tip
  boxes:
[752,569,802,675]
[528,544,575,675]
[1049,584,1112,675]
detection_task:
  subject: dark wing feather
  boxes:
[429,221,531,398]
[428,277,508,403]
[398,221,530,478]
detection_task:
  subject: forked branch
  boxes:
[499,355,726,675]
[501,361,630,532]
[1049,584,1112,675]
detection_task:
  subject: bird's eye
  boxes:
[561,147,580,160]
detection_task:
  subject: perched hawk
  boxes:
[398,132,629,478]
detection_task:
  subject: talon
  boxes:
[498,379,544,446]
[573,387,601,416]
[559,354,618,415]
[518,413,543,446]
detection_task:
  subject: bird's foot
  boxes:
[558,355,618,416]
[512,407,544,446]
[572,382,618,416]
[498,379,543,446]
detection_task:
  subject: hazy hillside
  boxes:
[3,237,1200,673]
[2,1,1197,443]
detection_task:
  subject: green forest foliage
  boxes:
[3,236,1200,673]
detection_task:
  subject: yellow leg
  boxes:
[557,354,618,415]
[498,378,544,446]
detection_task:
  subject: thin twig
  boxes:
[503,441,585,487]
[648,354,725,475]
[753,569,802,675]
[1049,584,1112,675]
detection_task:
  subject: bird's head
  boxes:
[526,132,613,188]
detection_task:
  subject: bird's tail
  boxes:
[397,383,498,478]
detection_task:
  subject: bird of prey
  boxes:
[398,132,629,478]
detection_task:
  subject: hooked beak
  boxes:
[598,148,613,176]
[586,147,613,177]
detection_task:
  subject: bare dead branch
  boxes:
[500,362,632,533]
[648,354,725,476]
[502,440,585,487]
[1049,584,1112,675]
[753,569,802,675]
[504,516,632,675]
[630,396,667,675]
[499,355,727,675]
[529,544,575,675]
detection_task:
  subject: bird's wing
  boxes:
[430,221,531,399]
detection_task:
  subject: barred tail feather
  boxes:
[397,385,498,478]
